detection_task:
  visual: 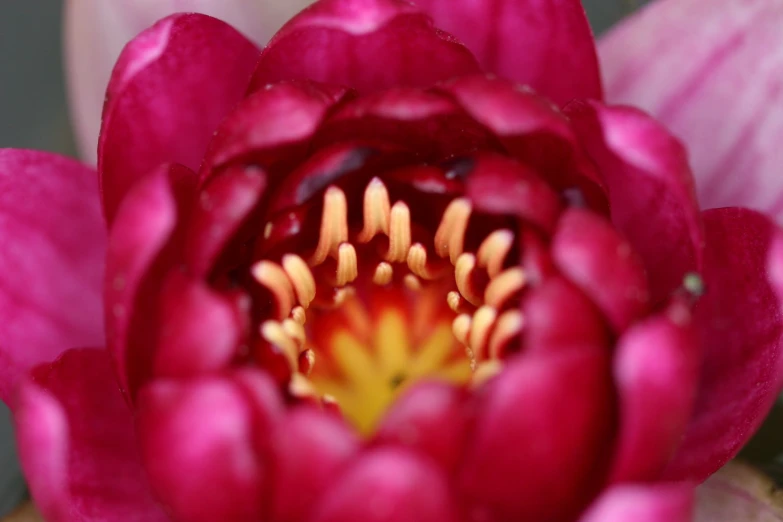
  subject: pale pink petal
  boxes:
[579,484,693,522]
[665,208,783,482]
[0,150,105,404]
[414,0,602,104]
[695,461,783,521]
[14,348,169,522]
[65,0,314,164]
[98,13,259,223]
[599,0,783,219]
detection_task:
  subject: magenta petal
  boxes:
[579,484,693,522]
[599,0,783,218]
[0,150,105,404]
[309,447,458,522]
[566,101,703,304]
[269,408,360,522]
[414,0,602,104]
[247,0,480,94]
[459,348,614,521]
[98,13,260,223]
[610,307,699,483]
[665,208,783,482]
[137,377,266,522]
[104,163,196,396]
[14,348,168,522]
[552,209,649,332]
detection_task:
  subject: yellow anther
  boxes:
[292,306,307,325]
[336,243,359,286]
[357,177,391,243]
[282,318,306,351]
[386,201,412,263]
[488,310,524,359]
[261,320,299,371]
[472,360,503,388]
[484,267,526,309]
[282,254,316,308]
[373,262,394,286]
[477,229,514,278]
[452,314,472,345]
[447,291,463,313]
[403,274,422,291]
[469,305,497,360]
[406,243,445,280]
[252,261,295,319]
[455,253,481,306]
[434,198,471,263]
[311,186,349,265]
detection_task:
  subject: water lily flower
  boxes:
[2,0,783,521]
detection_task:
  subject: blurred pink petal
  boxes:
[0,150,105,403]
[98,13,259,223]
[65,0,314,164]
[665,208,783,482]
[15,348,168,522]
[413,0,602,104]
[579,484,693,522]
[599,0,783,219]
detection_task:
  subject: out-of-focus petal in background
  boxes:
[0,0,645,517]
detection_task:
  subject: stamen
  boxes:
[454,253,482,306]
[373,262,394,286]
[484,267,526,309]
[488,310,524,359]
[407,243,447,280]
[311,186,349,265]
[336,243,359,286]
[403,274,422,291]
[447,291,463,313]
[472,360,503,387]
[434,198,471,263]
[386,202,412,263]
[469,305,497,360]
[477,229,514,278]
[261,320,299,371]
[357,177,391,243]
[252,261,295,319]
[282,254,316,308]
[282,318,306,350]
[299,349,315,376]
[289,373,318,399]
[452,314,472,346]
[292,306,307,325]
[264,222,273,239]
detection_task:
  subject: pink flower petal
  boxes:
[65,0,311,164]
[14,348,169,522]
[552,209,649,333]
[459,347,614,521]
[98,13,260,223]
[104,163,196,397]
[0,150,105,404]
[269,408,359,522]
[665,208,783,482]
[566,101,703,305]
[247,0,481,95]
[579,484,693,522]
[137,376,267,522]
[599,0,783,219]
[610,306,699,483]
[414,0,603,104]
[309,447,458,522]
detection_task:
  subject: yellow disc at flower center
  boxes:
[310,309,472,435]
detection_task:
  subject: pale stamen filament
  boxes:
[373,262,394,286]
[252,261,295,319]
[385,202,412,263]
[336,243,359,286]
[434,198,471,263]
[357,177,391,243]
[484,268,526,309]
[477,229,514,278]
[311,186,349,265]
[282,254,316,308]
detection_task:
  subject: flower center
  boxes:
[251,177,525,434]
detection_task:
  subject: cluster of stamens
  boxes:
[251,176,526,386]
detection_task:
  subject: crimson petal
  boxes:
[247,0,480,95]
[98,13,260,223]
[665,208,783,482]
[15,348,169,522]
[414,0,602,104]
[0,150,105,403]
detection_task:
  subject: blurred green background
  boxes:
[0,0,659,517]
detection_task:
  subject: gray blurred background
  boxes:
[0,0,645,517]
